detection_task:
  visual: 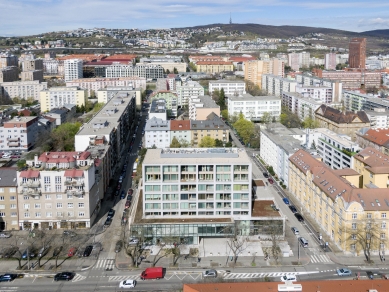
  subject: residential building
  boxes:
[144,117,171,148]
[149,99,168,121]
[325,53,337,70]
[260,123,305,187]
[170,120,191,146]
[356,128,389,156]
[353,147,389,188]
[296,83,334,104]
[149,91,178,117]
[227,93,281,122]
[142,147,252,219]
[314,104,370,141]
[67,77,146,96]
[21,70,44,82]
[288,53,300,71]
[156,76,178,91]
[312,128,360,169]
[196,61,234,74]
[0,168,18,231]
[43,59,64,76]
[315,69,381,90]
[295,73,343,103]
[363,97,389,111]
[0,54,18,69]
[349,38,366,69]
[44,108,69,126]
[281,92,322,120]
[261,75,297,97]
[21,59,43,71]
[190,114,229,147]
[0,67,19,83]
[189,95,220,120]
[104,63,164,80]
[289,149,389,254]
[175,81,205,107]
[139,58,186,73]
[365,108,389,129]
[0,80,48,101]
[244,59,284,88]
[343,90,371,111]
[0,116,39,152]
[17,151,100,230]
[40,87,87,112]
[96,87,141,110]
[209,80,246,95]
[64,59,83,82]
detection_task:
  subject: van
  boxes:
[299,237,308,248]
[140,267,165,280]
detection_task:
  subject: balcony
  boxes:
[64,180,84,186]
[20,187,42,196]
[67,189,85,197]
[7,137,20,142]
[20,180,41,188]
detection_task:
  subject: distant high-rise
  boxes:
[64,59,83,82]
[348,38,366,69]
[325,53,337,70]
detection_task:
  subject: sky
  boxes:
[1,0,389,36]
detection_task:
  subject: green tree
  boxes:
[215,139,224,147]
[261,112,272,125]
[189,62,197,72]
[178,138,190,148]
[221,109,229,120]
[217,88,226,110]
[302,117,319,129]
[280,107,302,128]
[233,113,255,144]
[245,80,266,96]
[173,67,178,74]
[199,136,216,148]
[16,159,27,170]
[211,88,220,102]
[170,137,181,148]
[166,69,170,74]
[51,122,82,151]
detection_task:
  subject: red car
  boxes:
[125,201,131,209]
[117,183,122,190]
[67,247,77,257]
[127,188,133,195]
[268,178,274,184]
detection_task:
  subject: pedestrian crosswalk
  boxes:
[93,258,115,270]
[309,254,332,263]
[223,271,319,279]
[109,275,140,282]
[72,274,86,282]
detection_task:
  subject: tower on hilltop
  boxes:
[229,13,232,24]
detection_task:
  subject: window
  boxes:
[67,194,73,199]
[381,233,386,239]
[382,222,386,229]
[10,204,16,209]
[78,212,85,217]
[350,244,356,250]
[24,212,30,218]
[46,212,52,217]
[44,176,50,184]
[78,203,84,208]
[34,203,41,209]
[56,203,62,208]
[382,213,387,218]
[45,195,51,200]
[23,204,30,209]
[55,185,62,192]
[45,203,52,209]
[367,213,372,219]
[55,176,61,184]
[0,188,4,193]
[352,213,357,219]
[351,234,356,240]
[352,223,357,229]
[11,212,17,217]
[10,196,16,201]
[57,212,63,217]
[35,212,41,218]
[0,212,5,216]
[9,188,16,193]
[23,195,29,200]
[68,203,73,208]
[67,212,74,217]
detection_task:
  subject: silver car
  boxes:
[203,269,217,278]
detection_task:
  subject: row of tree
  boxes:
[170,136,232,148]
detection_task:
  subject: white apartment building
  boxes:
[144,117,171,148]
[208,80,246,95]
[142,148,252,219]
[365,108,389,129]
[149,99,168,121]
[43,59,64,76]
[96,87,141,109]
[105,63,164,80]
[296,84,334,104]
[17,151,99,230]
[40,86,87,112]
[282,92,322,120]
[64,59,83,82]
[188,95,220,121]
[227,93,281,122]
[0,80,48,101]
[0,116,39,152]
[261,74,298,97]
[175,81,205,106]
[310,128,360,169]
[260,123,305,187]
[295,74,343,103]
[343,90,372,111]
[67,77,146,96]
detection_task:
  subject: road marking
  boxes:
[223,271,319,279]
[72,274,87,283]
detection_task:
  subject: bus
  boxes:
[132,163,138,178]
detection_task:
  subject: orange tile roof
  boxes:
[359,128,389,146]
[354,147,389,174]
[183,280,389,292]
[103,54,137,60]
[170,120,190,131]
[196,61,233,65]
[57,54,105,62]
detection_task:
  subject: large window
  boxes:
[145,185,161,192]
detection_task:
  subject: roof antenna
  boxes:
[229,13,232,25]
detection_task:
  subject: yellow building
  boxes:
[352,147,389,189]
[190,114,229,147]
[196,61,233,74]
[0,168,19,231]
[244,59,284,88]
[289,149,389,255]
[40,86,87,112]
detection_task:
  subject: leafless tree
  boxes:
[123,227,146,267]
[9,233,37,270]
[34,230,54,268]
[269,227,282,264]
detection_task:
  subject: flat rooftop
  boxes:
[143,148,251,164]
[227,93,280,102]
[252,200,281,218]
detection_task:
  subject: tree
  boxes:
[233,113,255,144]
[166,69,170,74]
[280,107,302,128]
[215,139,223,147]
[170,137,181,148]
[173,67,178,74]
[302,117,319,129]
[178,138,190,148]
[217,88,226,110]
[245,80,267,96]
[211,89,220,103]
[221,109,229,121]
[51,122,82,151]
[343,219,381,262]
[16,159,26,170]
[261,112,272,127]
[199,136,216,148]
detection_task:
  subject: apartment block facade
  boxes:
[21,70,44,82]
[64,59,83,82]
[40,86,87,112]
[282,92,322,120]
[175,81,205,107]
[349,38,366,69]
[0,168,18,231]
[142,148,252,219]
[244,59,284,88]
[189,95,220,121]
[196,61,234,74]
[149,91,178,117]
[325,53,337,70]
[0,66,19,83]
[190,116,229,147]
[316,69,380,90]
[209,80,246,95]
[0,116,39,152]
[261,75,297,97]
[105,64,164,80]
[144,117,171,148]
[0,80,48,100]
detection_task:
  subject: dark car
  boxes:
[117,183,122,190]
[0,274,17,282]
[2,247,18,258]
[366,271,375,280]
[289,205,298,213]
[115,240,123,253]
[120,190,125,199]
[115,190,119,197]
[104,217,112,227]
[22,248,36,259]
[295,213,304,222]
[268,178,274,184]
[127,188,133,196]
[125,201,131,209]
[53,246,63,257]
[83,245,93,257]
[107,208,115,218]
[126,194,133,201]
[263,172,269,178]
[63,230,77,237]
[54,272,75,282]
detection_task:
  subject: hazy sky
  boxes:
[1,0,389,36]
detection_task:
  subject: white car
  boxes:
[128,238,139,245]
[280,275,297,282]
[119,279,136,288]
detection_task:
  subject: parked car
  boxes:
[291,227,299,235]
[0,274,17,282]
[202,269,217,278]
[67,247,77,257]
[126,194,133,201]
[294,213,304,222]
[263,172,269,178]
[289,205,297,213]
[22,248,36,259]
[54,272,75,281]
[2,247,18,258]
[0,232,11,238]
[115,240,123,253]
[120,190,125,199]
[107,208,115,218]
[119,175,123,183]
[38,246,51,257]
[366,271,375,279]
[129,238,139,245]
[125,201,131,209]
[63,230,76,237]
[268,178,274,184]
[336,268,352,276]
[104,217,112,227]
[115,190,119,196]
[127,188,134,196]
[280,275,297,282]
[117,183,122,190]
[282,198,290,205]
[119,279,136,288]
[53,246,63,257]
[83,245,93,257]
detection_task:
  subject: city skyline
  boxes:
[1,0,389,36]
